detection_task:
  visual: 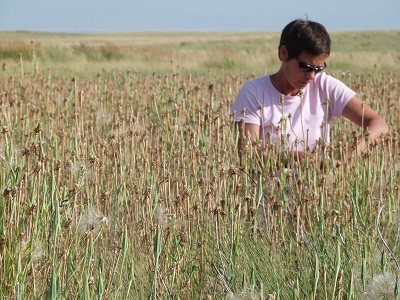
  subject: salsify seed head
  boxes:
[76,206,109,234]
[365,272,397,300]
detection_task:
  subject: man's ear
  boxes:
[278,45,288,61]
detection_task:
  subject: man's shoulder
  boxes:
[313,72,343,86]
[241,75,270,92]
[245,75,269,85]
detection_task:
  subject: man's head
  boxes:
[278,19,331,60]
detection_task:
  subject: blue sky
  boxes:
[0,0,399,33]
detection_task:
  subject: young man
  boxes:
[231,19,389,168]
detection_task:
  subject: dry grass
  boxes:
[0,31,399,299]
[1,30,399,77]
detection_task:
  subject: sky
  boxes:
[0,0,399,33]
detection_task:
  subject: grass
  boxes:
[0,30,399,299]
[0,30,399,77]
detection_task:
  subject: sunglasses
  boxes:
[295,57,327,73]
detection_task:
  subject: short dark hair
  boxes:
[279,19,331,59]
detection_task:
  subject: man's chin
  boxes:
[297,82,309,90]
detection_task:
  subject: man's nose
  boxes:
[306,71,317,80]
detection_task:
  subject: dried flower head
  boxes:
[21,238,44,264]
[365,272,397,300]
[96,110,112,126]
[77,206,109,234]
[225,289,264,300]
[154,203,174,228]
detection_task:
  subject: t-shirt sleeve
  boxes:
[231,81,262,125]
[320,73,357,121]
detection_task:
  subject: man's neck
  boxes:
[270,72,300,96]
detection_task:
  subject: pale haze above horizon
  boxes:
[0,0,399,33]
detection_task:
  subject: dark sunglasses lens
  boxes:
[298,61,313,72]
[314,65,325,73]
[298,60,324,73]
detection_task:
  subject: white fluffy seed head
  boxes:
[77,206,108,234]
[365,272,397,300]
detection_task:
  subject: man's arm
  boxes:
[341,96,389,163]
[238,123,261,146]
[237,122,261,162]
[237,122,314,170]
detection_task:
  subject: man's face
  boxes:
[286,52,328,90]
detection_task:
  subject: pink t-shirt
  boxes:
[231,72,356,151]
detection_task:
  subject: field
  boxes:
[0,30,400,299]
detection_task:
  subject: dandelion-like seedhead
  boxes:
[21,238,44,264]
[76,206,109,234]
[96,110,112,127]
[212,100,222,112]
[225,289,267,300]
[0,141,5,160]
[55,93,65,106]
[225,291,239,300]
[154,203,166,224]
[154,203,175,228]
[66,159,92,184]
[66,159,87,175]
[30,241,44,264]
[365,272,397,299]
